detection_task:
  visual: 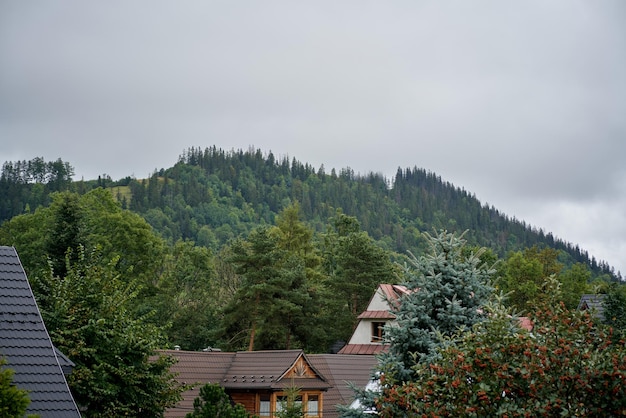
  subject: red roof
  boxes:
[518,316,533,331]
[337,344,388,355]
[357,310,396,319]
[378,284,409,308]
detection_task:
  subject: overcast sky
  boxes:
[1,1,625,276]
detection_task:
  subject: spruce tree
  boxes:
[343,230,495,417]
[380,230,495,382]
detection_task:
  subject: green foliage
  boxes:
[1,150,620,281]
[604,283,626,337]
[379,230,495,382]
[40,247,184,417]
[185,384,247,418]
[45,192,84,277]
[321,213,398,344]
[153,240,219,350]
[219,219,327,351]
[0,358,33,418]
[497,247,593,314]
[376,278,626,417]
[275,386,305,418]
[0,157,74,222]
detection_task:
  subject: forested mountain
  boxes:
[2,151,624,415]
[0,147,620,280]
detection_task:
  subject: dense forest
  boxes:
[1,148,620,280]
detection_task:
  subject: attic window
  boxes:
[371,321,385,342]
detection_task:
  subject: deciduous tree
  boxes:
[41,247,184,417]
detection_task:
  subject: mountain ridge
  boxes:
[0,147,620,281]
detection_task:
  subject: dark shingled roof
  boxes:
[0,246,81,418]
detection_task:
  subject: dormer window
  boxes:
[371,321,385,342]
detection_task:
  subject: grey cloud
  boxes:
[1,0,625,274]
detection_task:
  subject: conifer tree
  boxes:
[0,358,32,418]
[380,229,495,382]
[343,230,495,417]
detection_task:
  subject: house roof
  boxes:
[221,350,329,390]
[162,350,377,418]
[337,343,387,355]
[308,354,378,413]
[377,284,408,308]
[518,316,533,331]
[577,294,606,320]
[357,310,396,319]
[158,350,237,417]
[0,246,81,418]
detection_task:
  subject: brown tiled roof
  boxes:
[378,284,409,307]
[357,310,396,319]
[160,350,236,418]
[162,349,332,417]
[309,354,378,416]
[222,350,329,390]
[337,344,388,355]
[163,349,378,418]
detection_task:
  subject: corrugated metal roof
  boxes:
[0,246,81,418]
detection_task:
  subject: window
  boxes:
[372,321,386,342]
[271,392,321,418]
[276,394,302,413]
[306,394,319,416]
[259,395,271,416]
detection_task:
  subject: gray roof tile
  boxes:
[0,246,81,417]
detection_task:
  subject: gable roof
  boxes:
[0,246,81,418]
[375,284,409,309]
[157,350,237,417]
[162,349,376,418]
[221,349,328,390]
[577,294,606,320]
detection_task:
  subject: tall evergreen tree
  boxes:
[220,226,317,351]
[380,230,495,382]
